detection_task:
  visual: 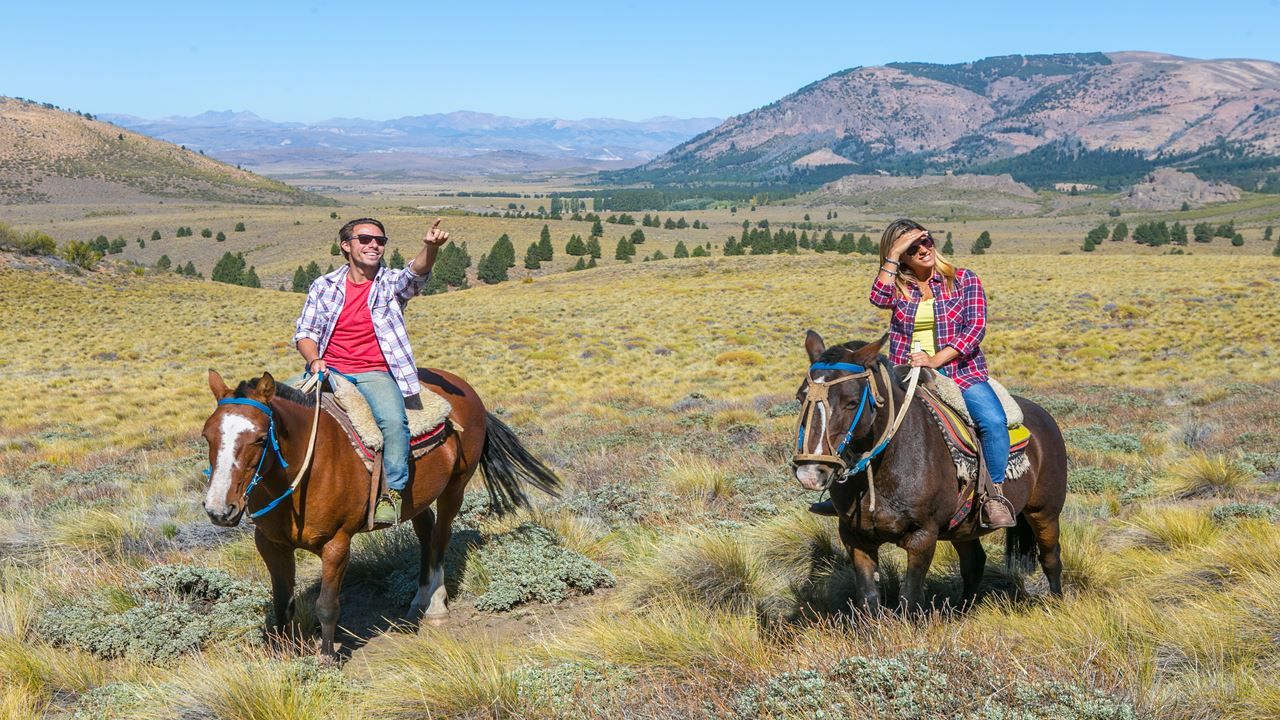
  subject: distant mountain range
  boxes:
[99,110,722,178]
[616,52,1280,191]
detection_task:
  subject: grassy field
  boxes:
[2,231,1279,719]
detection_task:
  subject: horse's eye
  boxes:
[251,437,266,446]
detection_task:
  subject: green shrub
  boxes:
[513,661,631,717]
[1210,503,1279,524]
[732,650,1139,720]
[60,240,101,270]
[1063,425,1142,454]
[34,565,267,663]
[1068,467,1129,494]
[470,524,614,612]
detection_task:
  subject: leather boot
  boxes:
[373,489,402,528]
[982,486,1016,528]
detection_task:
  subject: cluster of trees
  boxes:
[606,214,636,225]
[970,231,993,255]
[211,251,261,288]
[90,234,128,255]
[638,214,704,229]
[1082,220,1199,251]
[563,234,602,258]
[523,226,556,269]
[477,235,517,284]
[423,241,473,294]
[291,262,331,292]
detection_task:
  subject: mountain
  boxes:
[98,110,723,178]
[0,97,332,205]
[617,52,1280,191]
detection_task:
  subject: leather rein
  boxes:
[792,360,921,510]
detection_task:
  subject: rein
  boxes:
[212,374,324,520]
[792,359,922,510]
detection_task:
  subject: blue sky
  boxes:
[4,1,1278,122]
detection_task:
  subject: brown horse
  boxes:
[201,368,559,657]
[792,332,1067,613]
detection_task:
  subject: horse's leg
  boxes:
[315,532,352,658]
[255,530,296,634]
[407,507,437,621]
[899,529,939,615]
[952,538,986,608]
[418,482,467,623]
[1027,511,1063,596]
[844,537,881,614]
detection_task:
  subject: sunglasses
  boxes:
[906,234,934,256]
[350,234,389,247]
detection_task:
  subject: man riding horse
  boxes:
[293,216,450,526]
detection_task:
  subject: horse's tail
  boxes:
[478,412,562,515]
[1005,513,1038,574]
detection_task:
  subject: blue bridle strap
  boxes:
[809,362,866,374]
[213,396,294,518]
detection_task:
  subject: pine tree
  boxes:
[590,219,604,238]
[970,239,985,255]
[216,231,226,242]
[586,236,602,259]
[235,222,246,232]
[211,251,244,285]
[292,266,308,292]
[615,237,633,260]
[942,238,954,255]
[305,261,322,285]
[977,231,992,249]
[1232,233,1244,247]
[389,248,405,269]
[491,234,516,268]
[201,228,212,238]
[244,266,261,288]
[1111,223,1128,243]
[537,232,553,262]
[630,228,645,245]
[837,234,856,254]
[524,243,541,269]
[331,241,341,256]
[572,257,586,271]
[1081,237,1097,252]
[156,254,171,270]
[692,245,708,257]
[1261,226,1272,242]
[586,256,597,268]
[652,249,667,260]
[477,252,508,283]
[151,230,161,241]
[565,234,586,255]
[182,261,198,278]
[674,240,689,258]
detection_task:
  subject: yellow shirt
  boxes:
[912,298,936,355]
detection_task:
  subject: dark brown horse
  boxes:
[201,368,559,656]
[792,332,1066,612]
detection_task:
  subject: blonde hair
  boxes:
[878,218,956,297]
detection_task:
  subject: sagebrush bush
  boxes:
[1210,502,1279,524]
[1069,466,1130,494]
[470,524,615,612]
[732,650,1140,720]
[34,565,267,663]
[1064,426,1142,455]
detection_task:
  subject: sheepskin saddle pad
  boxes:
[289,374,453,468]
[894,366,1032,484]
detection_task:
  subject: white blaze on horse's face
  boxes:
[204,412,256,515]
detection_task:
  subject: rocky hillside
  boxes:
[618,52,1280,190]
[0,98,332,205]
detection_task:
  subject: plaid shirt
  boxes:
[293,265,430,397]
[869,267,989,389]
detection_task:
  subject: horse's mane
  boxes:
[819,340,901,386]
[234,377,316,407]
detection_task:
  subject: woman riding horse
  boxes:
[811,219,1015,527]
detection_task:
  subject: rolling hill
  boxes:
[0,97,333,205]
[616,52,1280,191]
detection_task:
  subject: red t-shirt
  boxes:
[322,274,390,374]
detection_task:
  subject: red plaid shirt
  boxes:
[869,267,989,389]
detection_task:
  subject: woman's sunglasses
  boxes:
[906,234,934,256]
[351,234,389,247]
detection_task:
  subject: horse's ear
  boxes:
[804,330,826,363]
[208,369,231,400]
[850,333,889,365]
[257,372,276,403]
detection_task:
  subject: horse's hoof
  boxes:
[421,611,449,627]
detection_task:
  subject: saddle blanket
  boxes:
[289,373,454,472]
[897,367,1032,484]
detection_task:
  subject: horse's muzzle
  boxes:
[793,462,836,492]
[205,503,245,527]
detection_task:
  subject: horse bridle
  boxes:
[792,359,922,502]
[207,376,323,520]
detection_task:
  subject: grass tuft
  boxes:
[1160,453,1253,498]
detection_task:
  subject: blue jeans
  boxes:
[346,371,411,493]
[961,381,1009,485]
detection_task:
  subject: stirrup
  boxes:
[980,492,1016,529]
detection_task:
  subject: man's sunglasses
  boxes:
[906,234,934,256]
[350,234,389,247]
